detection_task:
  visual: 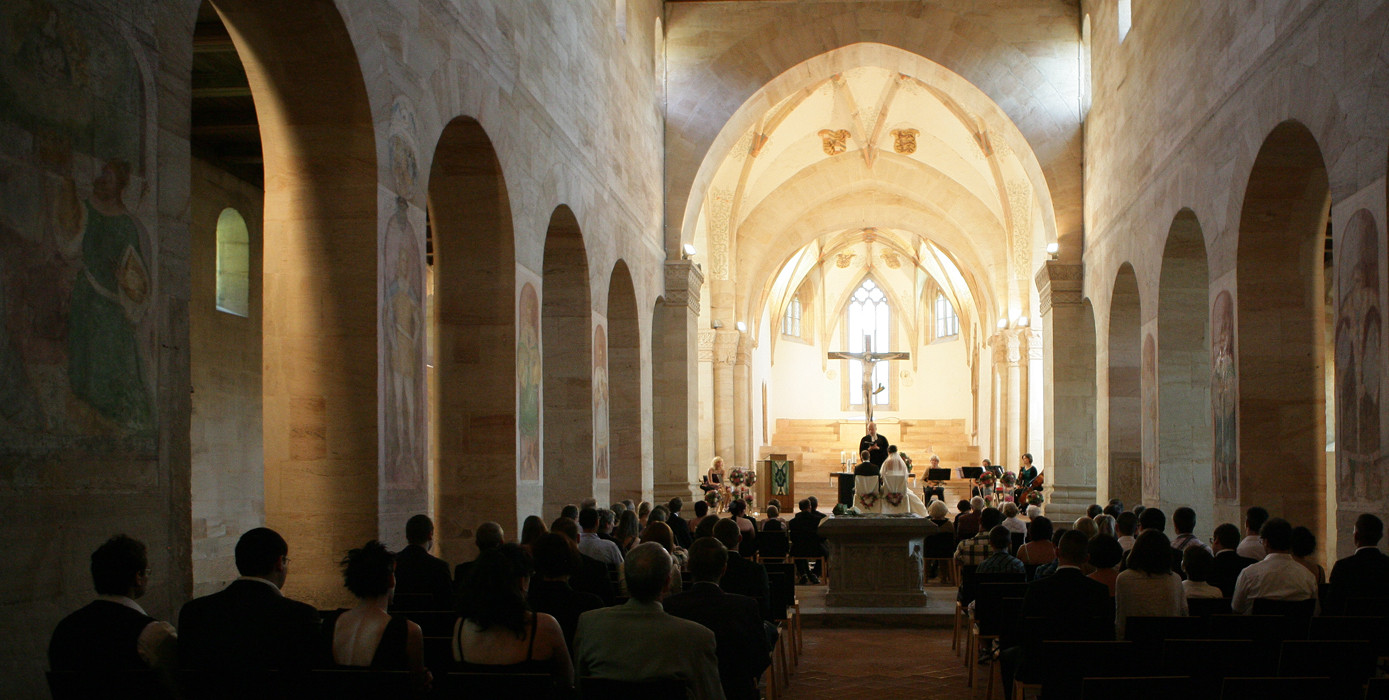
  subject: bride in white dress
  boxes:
[878,447,929,516]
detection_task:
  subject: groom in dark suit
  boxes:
[665,537,771,700]
[1327,513,1389,614]
[1000,529,1113,698]
[177,528,321,670]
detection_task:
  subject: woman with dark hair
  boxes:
[1290,525,1326,584]
[1087,534,1123,595]
[1114,530,1186,636]
[1017,516,1056,566]
[526,533,602,653]
[454,543,572,686]
[639,521,688,574]
[327,541,430,688]
[728,499,757,557]
[613,509,641,553]
[520,515,548,551]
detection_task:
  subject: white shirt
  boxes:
[578,532,625,567]
[1236,535,1266,560]
[1002,517,1028,534]
[97,595,178,669]
[1230,552,1317,614]
[1117,535,1135,552]
[1115,570,1187,638]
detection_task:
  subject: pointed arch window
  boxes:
[935,293,959,339]
[847,279,890,406]
[216,207,250,317]
[783,295,802,338]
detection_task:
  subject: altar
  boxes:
[818,516,941,607]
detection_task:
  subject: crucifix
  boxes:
[828,335,910,424]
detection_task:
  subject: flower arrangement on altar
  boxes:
[1001,471,1018,489]
[977,471,997,488]
[733,484,755,507]
[728,466,756,487]
[704,489,721,506]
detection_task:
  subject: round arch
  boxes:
[1107,263,1142,508]
[542,205,594,517]
[607,260,644,503]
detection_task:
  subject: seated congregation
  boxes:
[48,496,828,700]
[947,501,1389,699]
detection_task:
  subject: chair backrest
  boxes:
[1219,676,1334,700]
[291,670,418,700]
[1185,596,1232,618]
[1307,615,1388,655]
[1206,614,1295,644]
[973,583,1025,635]
[1038,640,1137,700]
[957,570,1023,606]
[1250,597,1315,620]
[1010,531,1026,555]
[388,593,437,612]
[441,671,556,699]
[172,669,288,700]
[423,635,453,673]
[1124,616,1206,656]
[48,670,173,700]
[922,531,956,558]
[758,530,790,558]
[1161,638,1268,681]
[398,610,459,637]
[764,564,796,620]
[1080,675,1194,700]
[580,676,688,699]
[1276,639,1377,697]
[1366,676,1389,700]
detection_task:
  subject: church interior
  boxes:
[5,0,1389,696]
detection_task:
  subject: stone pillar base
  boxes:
[1043,483,1097,525]
[655,479,699,505]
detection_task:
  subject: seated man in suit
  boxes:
[573,543,723,700]
[788,498,828,584]
[667,497,694,549]
[177,527,320,670]
[1208,522,1258,598]
[391,514,453,610]
[453,521,504,593]
[714,517,771,620]
[665,538,771,700]
[1327,513,1389,614]
[852,450,878,477]
[49,534,178,672]
[527,532,603,653]
[1000,529,1114,698]
[549,517,617,605]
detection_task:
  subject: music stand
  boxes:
[928,468,952,481]
[960,467,983,480]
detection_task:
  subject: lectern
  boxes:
[759,454,794,509]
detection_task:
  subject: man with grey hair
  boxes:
[453,521,505,589]
[573,543,724,699]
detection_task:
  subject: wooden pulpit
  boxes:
[759,454,794,510]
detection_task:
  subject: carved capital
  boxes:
[697,329,716,362]
[735,332,755,365]
[664,260,704,314]
[713,329,740,365]
[1035,261,1083,315]
[1027,329,1043,362]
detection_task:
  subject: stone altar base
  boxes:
[818,515,941,607]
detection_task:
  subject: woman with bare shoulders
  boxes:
[326,541,430,690]
[454,544,573,688]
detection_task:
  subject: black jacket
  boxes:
[527,578,602,652]
[719,552,772,620]
[667,512,694,549]
[1207,550,1258,599]
[178,579,321,670]
[1327,547,1389,614]
[392,544,453,611]
[664,582,771,700]
[788,512,828,558]
[49,600,156,671]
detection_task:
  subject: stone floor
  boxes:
[779,626,977,700]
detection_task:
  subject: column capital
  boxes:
[1035,261,1083,316]
[664,260,705,314]
[713,329,740,365]
[735,331,755,365]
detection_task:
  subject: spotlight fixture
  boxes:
[1045,242,1059,256]
[735,321,747,333]
[681,243,697,259]
[711,319,724,329]
[1016,316,1029,328]
[996,318,1008,330]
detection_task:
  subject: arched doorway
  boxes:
[196,0,378,606]
[541,206,594,517]
[1107,264,1142,509]
[1234,120,1330,534]
[427,116,517,559]
[1158,210,1212,527]
[607,261,644,503]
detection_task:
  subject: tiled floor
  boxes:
[780,626,978,699]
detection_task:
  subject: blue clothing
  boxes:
[977,551,1025,574]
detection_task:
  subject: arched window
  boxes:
[216,207,250,317]
[935,294,959,339]
[1117,0,1132,43]
[847,279,890,406]
[783,295,802,338]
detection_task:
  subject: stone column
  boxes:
[733,331,753,467]
[712,329,739,463]
[654,260,703,504]
[1036,262,1096,522]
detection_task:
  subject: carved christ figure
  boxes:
[828,335,910,424]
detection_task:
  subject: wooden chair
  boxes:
[1124,615,1206,657]
[757,530,791,562]
[1206,614,1295,658]
[1080,676,1194,700]
[1160,638,1264,698]
[1217,676,1333,700]
[1365,676,1389,700]
[1277,639,1377,698]
[922,531,957,585]
[1030,640,1136,700]
[957,570,1023,670]
[580,676,688,699]
[173,669,289,700]
[48,670,174,700]
[1307,615,1389,656]
[423,635,453,673]
[971,582,1026,694]
[765,561,803,657]
[293,670,421,700]
[1185,596,1232,618]
[442,671,558,698]
[1250,597,1316,621]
